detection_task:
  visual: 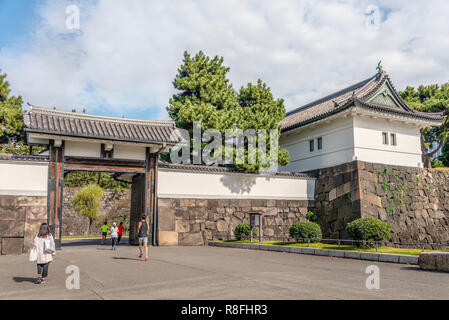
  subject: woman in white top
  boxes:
[110,222,119,251]
[33,223,55,284]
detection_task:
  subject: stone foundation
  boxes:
[311,161,449,245]
[358,161,449,245]
[157,198,313,245]
[0,195,47,254]
[310,162,361,239]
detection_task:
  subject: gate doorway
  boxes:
[23,105,180,249]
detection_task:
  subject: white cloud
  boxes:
[1,0,449,119]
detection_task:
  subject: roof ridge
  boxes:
[27,104,175,127]
[285,74,377,117]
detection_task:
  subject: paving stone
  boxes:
[378,253,400,263]
[344,251,361,259]
[360,252,379,262]
[398,255,419,265]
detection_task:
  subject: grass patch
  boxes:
[217,240,448,256]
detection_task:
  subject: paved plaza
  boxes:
[0,239,448,300]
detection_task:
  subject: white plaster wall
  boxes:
[65,141,101,157]
[157,169,315,200]
[279,116,355,172]
[0,161,48,196]
[353,116,423,167]
[113,145,146,160]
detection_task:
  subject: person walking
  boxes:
[117,222,124,245]
[110,222,119,251]
[32,223,56,284]
[137,215,150,261]
[101,221,108,245]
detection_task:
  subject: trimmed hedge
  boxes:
[234,223,258,240]
[289,221,322,242]
[345,217,391,248]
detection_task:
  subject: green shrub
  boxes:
[234,222,258,240]
[306,211,317,221]
[345,217,391,248]
[289,221,322,242]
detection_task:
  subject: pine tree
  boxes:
[167,51,290,172]
[167,51,239,134]
[236,80,289,172]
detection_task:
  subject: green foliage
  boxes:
[345,217,391,248]
[235,80,289,172]
[167,51,239,134]
[234,222,258,240]
[437,142,449,167]
[0,71,24,145]
[399,83,449,167]
[166,51,289,172]
[305,211,317,222]
[71,184,104,235]
[64,171,128,191]
[289,221,322,242]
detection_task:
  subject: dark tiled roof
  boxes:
[158,162,315,179]
[24,106,182,145]
[0,153,49,162]
[281,72,445,132]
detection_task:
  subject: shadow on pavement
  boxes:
[13,277,36,283]
[112,257,142,261]
[400,266,449,274]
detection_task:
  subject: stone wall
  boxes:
[62,187,130,236]
[358,162,449,244]
[311,161,449,245]
[0,195,47,254]
[157,198,313,245]
[309,161,361,239]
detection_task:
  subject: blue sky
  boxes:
[0,0,39,47]
[0,0,448,121]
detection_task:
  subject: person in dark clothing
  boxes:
[137,215,150,261]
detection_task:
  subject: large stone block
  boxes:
[158,198,173,207]
[26,206,47,220]
[175,220,190,233]
[0,220,25,237]
[216,219,228,232]
[158,207,175,231]
[178,232,204,246]
[189,207,208,219]
[419,252,449,272]
[16,196,46,207]
[1,237,23,255]
[0,207,26,220]
[158,231,178,246]
[0,195,17,207]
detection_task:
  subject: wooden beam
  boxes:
[64,163,145,173]
[64,156,145,167]
[144,148,159,246]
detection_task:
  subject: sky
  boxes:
[0,0,448,120]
